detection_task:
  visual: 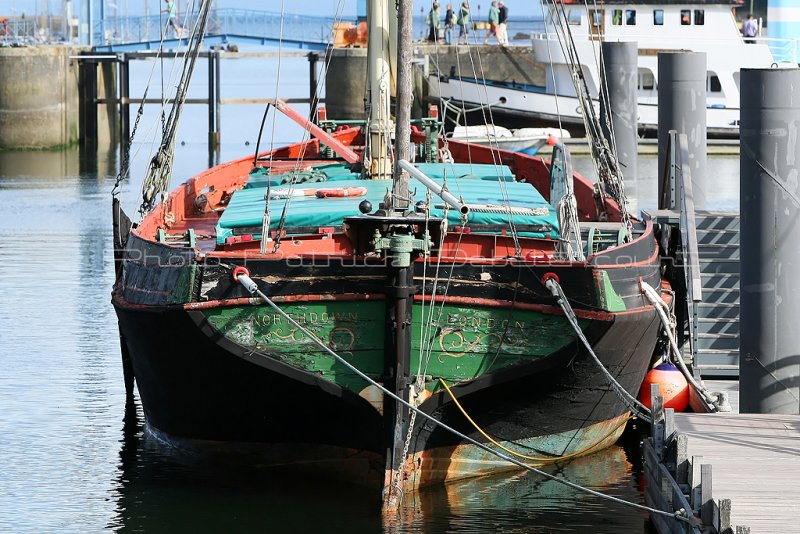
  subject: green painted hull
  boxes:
[203,301,590,396]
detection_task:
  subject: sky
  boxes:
[4,0,543,19]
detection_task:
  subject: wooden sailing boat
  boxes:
[112,0,664,510]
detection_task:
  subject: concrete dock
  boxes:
[645,381,800,533]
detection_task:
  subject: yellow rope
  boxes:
[437,377,633,463]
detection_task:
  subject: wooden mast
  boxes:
[366,0,393,179]
[392,0,413,210]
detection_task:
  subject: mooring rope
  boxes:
[439,378,633,462]
[542,275,652,420]
[640,281,722,412]
[230,268,692,525]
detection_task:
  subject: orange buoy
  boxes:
[639,362,689,412]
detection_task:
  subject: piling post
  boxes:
[215,50,221,145]
[600,41,638,183]
[657,52,707,209]
[308,51,320,121]
[119,53,130,150]
[739,68,800,415]
[207,50,219,149]
[79,55,98,149]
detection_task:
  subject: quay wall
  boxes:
[326,45,545,121]
[0,47,86,150]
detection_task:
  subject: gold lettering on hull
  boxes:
[250,312,360,328]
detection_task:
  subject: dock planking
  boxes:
[674,380,800,533]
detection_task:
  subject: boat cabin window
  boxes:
[694,10,705,25]
[612,9,622,25]
[625,10,636,25]
[591,10,603,27]
[680,10,691,25]
[708,72,722,93]
[567,10,582,25]
[638,69,656,90]
[653,9,664,25]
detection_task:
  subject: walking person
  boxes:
[163,0,182,38]
[497,1,509,46]
[457,2,471,45]
[484,1,499,45]
[444,3,456,45]
[426,2,441,42]
[742,14,757,44]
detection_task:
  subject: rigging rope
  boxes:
[137,0,213,216]
[230,269,692,524]
[544,0,632,234]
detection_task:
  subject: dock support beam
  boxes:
[657,52,707,210]
[739,68,800,415]
[600,41,638,185]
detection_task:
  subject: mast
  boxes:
[392,0,413,210]
[366,0,393,179]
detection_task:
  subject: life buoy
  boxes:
[315,187,368,198]
[268,186,368,199]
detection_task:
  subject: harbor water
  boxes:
[0,56,737,532]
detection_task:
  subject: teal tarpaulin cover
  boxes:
[216,163,559,245]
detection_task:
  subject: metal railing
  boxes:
[531,30,799,65]
[93,8,339,48]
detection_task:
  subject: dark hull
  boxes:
[114,291,659,487]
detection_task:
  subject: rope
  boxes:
[543,276,651,419]
[231,270,692,524]
[640,281,722,412]
[439,378,633,462]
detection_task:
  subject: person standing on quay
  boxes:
[444,3,457,45]
[497,1,509,46]
[457,2,471,45]
[427,2,441,42]
[484,1,499,44]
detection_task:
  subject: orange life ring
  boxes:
[315,187,368,198]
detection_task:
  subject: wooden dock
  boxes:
[644,380,800,534]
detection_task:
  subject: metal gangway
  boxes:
[93,8,337,51]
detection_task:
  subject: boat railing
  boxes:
[751,36,800,65]
[531,31,799,64]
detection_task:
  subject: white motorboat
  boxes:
[428,0,798,136]
[448,125,571,155]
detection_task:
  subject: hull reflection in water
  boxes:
[112,407,647,532]
[397,445,648,533]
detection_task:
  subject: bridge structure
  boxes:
[92,9,343,52]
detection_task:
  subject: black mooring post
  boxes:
[79,56,99,150]
[308,52,319,122]
[207,50,218,149]
[214,50,221,145]
[119,54,131,150]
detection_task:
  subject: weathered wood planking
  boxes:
[674,380,800,533]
